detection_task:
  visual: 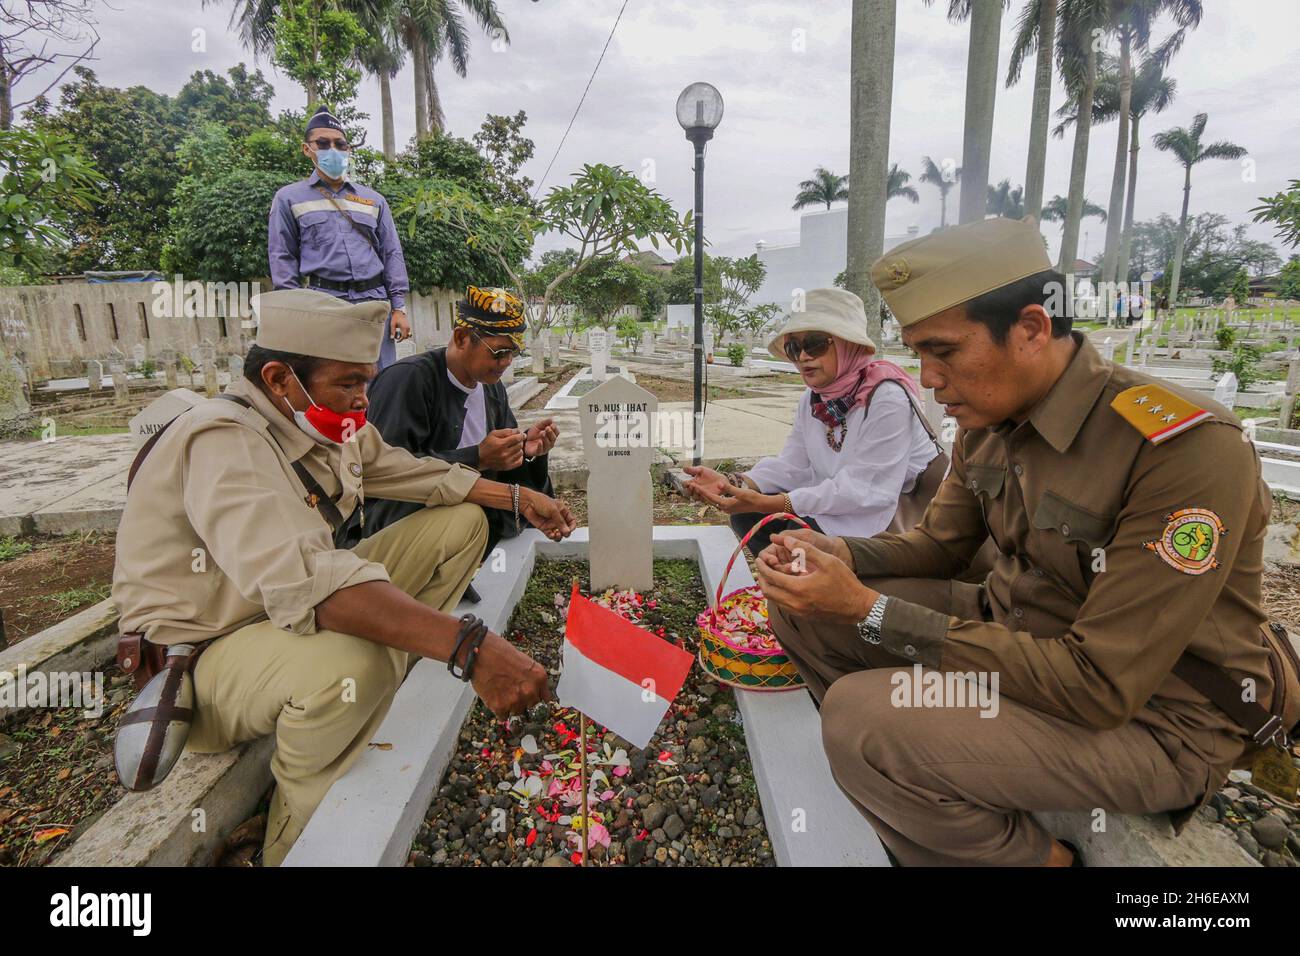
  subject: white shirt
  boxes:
[447,366,488,450]
[744,383,938,538]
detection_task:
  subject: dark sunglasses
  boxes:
[472,330,521,359]
[309,137,351,151]
[783,332,833,363]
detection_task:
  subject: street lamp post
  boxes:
[676,82,723,466]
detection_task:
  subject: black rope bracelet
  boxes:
[448,614,487,681]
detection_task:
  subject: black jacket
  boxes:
[356,347,552,549]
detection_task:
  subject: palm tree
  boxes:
[400,0,507,139]
[888,163,920,204]
[987,179,1025,218]
[1053,52,1176,281]
[1055,0,1109,273]
[926,0,1006,225]
[920,155,961,227]
[1097,1,1202,285]
[1153,112,1247,306]
[355,3,404,161]
[1041,193,1107,225]
[794,166,850,211]
[845,0,897,342]
[1107,57,1178,281]
[1007,0,1059,224]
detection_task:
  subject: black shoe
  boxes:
[464,584,482,604]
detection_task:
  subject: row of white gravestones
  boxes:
[578,374,657,592]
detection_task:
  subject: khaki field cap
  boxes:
[252,289,389,363]
[871,216,1052,327]
[768,287,878,361]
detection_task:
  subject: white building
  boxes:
[751,207,921,311]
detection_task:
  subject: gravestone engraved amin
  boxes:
[579,375,656,592]
[129,388,204,446]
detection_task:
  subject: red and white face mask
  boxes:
[284,369,365,444]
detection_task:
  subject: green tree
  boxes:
[1095,1,1202,286]
[161,167,292,281]
[704,254,768,347]
[987,178,1025,218]
[25,67,179,270]
[271,0,368,113]
[887,163,920,204]
[1153,112,1248,306]
[400,162,690,331]
[920,155,960,227]
[1252,180,1300,250]
[662,253,721,305]
[1277,257,1300,301]
[792,166,849,211]
[0,126,104,271]
[1227,268,1249,303]
[174,64,276,138]
[472,110,535,207]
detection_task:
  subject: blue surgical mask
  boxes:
[315,147,348,180]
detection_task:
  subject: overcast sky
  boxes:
[27,0,1300,265]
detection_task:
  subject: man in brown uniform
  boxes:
[756,217,1276,866]
[112,290,577,865]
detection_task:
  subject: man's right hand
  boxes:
[479,428,525,471]
[760,529,852,573]
[470,632,552,717]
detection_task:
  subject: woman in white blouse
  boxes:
[686,288,940,556]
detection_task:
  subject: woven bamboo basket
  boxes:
[696,513,808,692]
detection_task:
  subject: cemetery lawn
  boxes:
[412,557,775,867]
[0,664,136,866]
[0,531,116,645]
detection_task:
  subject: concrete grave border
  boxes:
[284,525,890,867]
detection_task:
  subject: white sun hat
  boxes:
[766,287,879,361]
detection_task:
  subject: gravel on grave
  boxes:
[411,558,775,867]
[1197,765,1300,867]
[0,665,136,866]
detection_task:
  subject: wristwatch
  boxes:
[855,594,890,646]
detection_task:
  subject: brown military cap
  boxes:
[871,217,1052,327]
[252,289,388,363]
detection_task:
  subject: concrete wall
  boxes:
[0,279,460,378]
[752,208,921,309]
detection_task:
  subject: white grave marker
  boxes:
[578,375,656,592]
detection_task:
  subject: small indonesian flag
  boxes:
[557,582,694,750]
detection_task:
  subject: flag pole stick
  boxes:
[579,710,589,867]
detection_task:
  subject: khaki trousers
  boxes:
[768,576,1208,866]
[188,503,487,866]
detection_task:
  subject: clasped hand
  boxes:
[754,529,875,624]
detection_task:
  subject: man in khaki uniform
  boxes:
[756,217,1276,866]
[112,290,577,865]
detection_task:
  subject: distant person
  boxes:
[268,106,411,370]
[1129,289,1145,324]
[684,288,943,556]
[361,286,559,573]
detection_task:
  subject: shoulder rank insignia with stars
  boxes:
[1110,383,1213,445]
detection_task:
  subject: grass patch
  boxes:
[47,585,110,616]
[0,537,33,562]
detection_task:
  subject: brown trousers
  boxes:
[768,577,1209,866]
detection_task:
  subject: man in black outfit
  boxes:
[361,286,560,574]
